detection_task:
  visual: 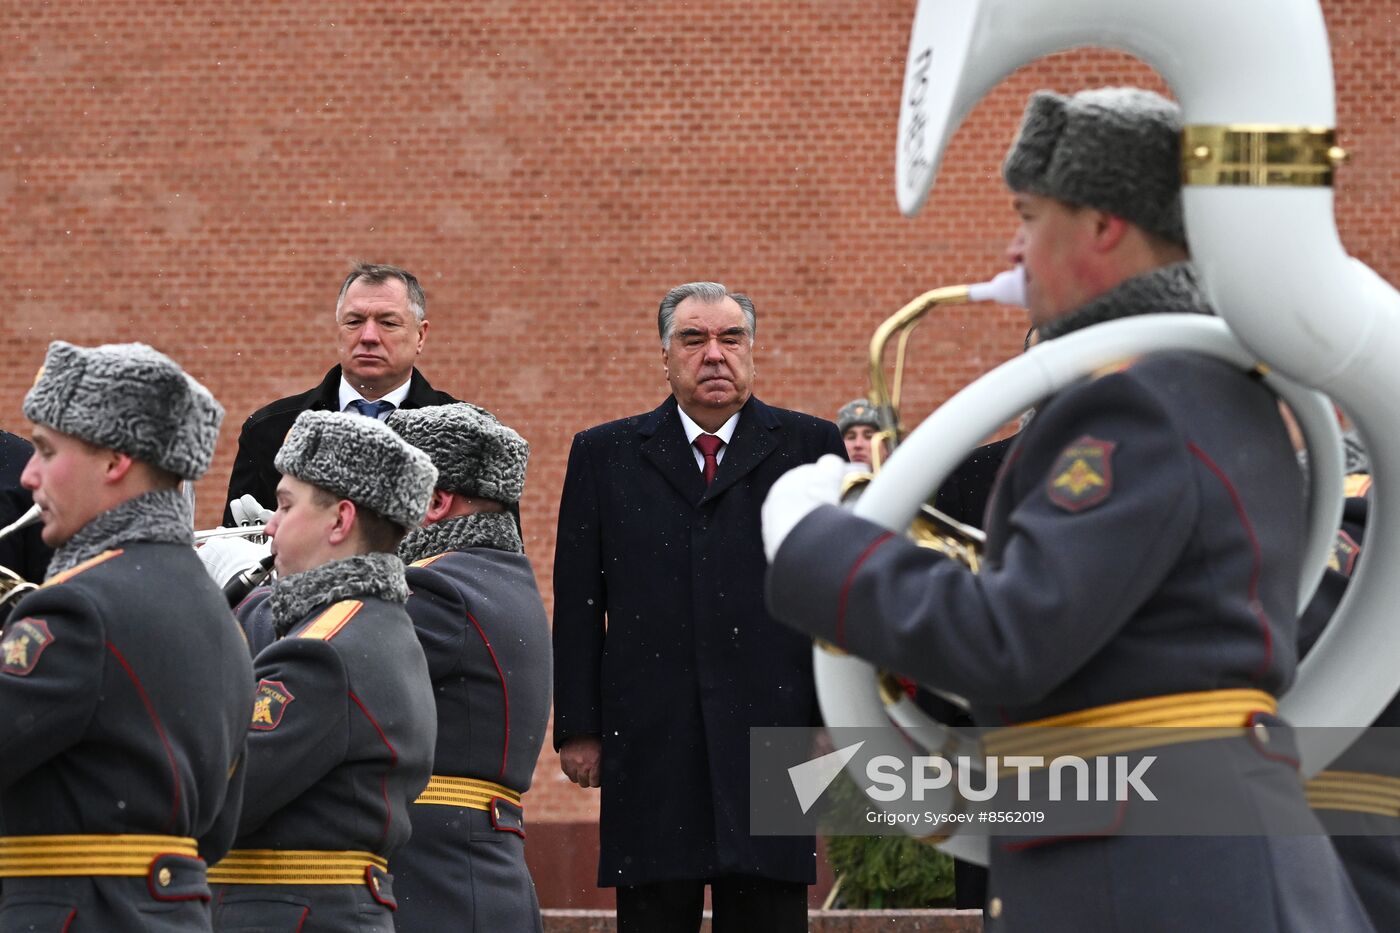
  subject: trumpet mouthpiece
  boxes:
[968,267,1026,307]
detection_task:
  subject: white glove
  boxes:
[230,494,274,526]
[761,454,858,563]
[197,535,272,589]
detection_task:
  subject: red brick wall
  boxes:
[4,0,1396,837]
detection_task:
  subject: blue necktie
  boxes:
[348,399,395,419]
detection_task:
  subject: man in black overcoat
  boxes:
[221,262,457,525]
[553,281,844,932]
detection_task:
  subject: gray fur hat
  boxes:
[1002,87,1185,246]
[388,403,528,505]
[836,398,879,434]
[23,341,224,480]
[274,410,438,530]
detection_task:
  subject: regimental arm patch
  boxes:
[1047,435,1117,513]
[1328,529,1361,577]
[250,679,295,731]
[2,618,54,676]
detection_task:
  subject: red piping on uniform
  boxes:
[61,909,76,932]
[106,641,182,832]
[349,691,398,847]
[1187,442,1272,681]
[464,609,511,780]
[836,533,896,647]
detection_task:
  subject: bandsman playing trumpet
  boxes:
[209,410,438,933]
[0,341,254,931]
[762,88,1373,931]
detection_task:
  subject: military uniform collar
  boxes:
[398,512,522,564]
[269,552,408,638]
[1039,261,1211,342]
[46,489,193,581]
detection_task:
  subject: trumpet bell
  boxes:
[0,504,43,617]
[0,568,38,616]
[841,472,983,571]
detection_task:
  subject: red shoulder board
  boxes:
[1047,436,1116,512]
[250,679,294,731]
[296,600,363,642]
[2,618,55,676]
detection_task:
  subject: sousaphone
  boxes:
[816,0,1400,864]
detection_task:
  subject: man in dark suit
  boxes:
[222,262,458,525]
[553,281,844,933]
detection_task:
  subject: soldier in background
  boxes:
[836,399,879,465]
[388,403,551,932]
[210,410,438,933]
[0,341,252,931]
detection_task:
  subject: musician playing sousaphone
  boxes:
[0,341,255,931]
[762,90,1374,930]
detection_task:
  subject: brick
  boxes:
[3,0,1394,845]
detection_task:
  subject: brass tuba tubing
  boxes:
[866,285,971,469]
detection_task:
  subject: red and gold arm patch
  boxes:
[1047,435,1116,513]
[1,618,55,676]
[250,679,295,731]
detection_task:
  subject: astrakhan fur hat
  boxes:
[275,410,437,530]
[23,341,224,480]
[388,403,528,505]
[1003,87,1185,246]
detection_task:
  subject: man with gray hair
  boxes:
[209,410,438,933]
[553,282,844,931]
[221,261,459,525]
[387,403,550,933]
[763,88,1373,930]
[0,341,253,931]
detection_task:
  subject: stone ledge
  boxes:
[541,909,984,932]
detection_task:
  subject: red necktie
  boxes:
[694,434,723,486]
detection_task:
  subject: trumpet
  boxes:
[0,504,42,614]
[192,523,274,606]
[194,525,268,542]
